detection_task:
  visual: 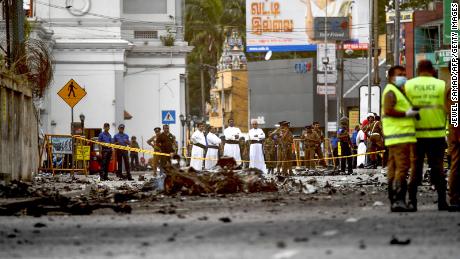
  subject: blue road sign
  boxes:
[161,110,176,125]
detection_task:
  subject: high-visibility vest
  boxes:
[381,84,417,146]
[405,76,446,138]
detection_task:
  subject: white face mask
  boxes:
[393,76,407,87]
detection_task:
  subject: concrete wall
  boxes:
[0,75,38,181]
[248,58,319,129]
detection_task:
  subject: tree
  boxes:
[185,0,245,116]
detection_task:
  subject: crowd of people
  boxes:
[95,59,459,213]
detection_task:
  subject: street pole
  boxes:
[11,0,24,62]
[367,0,373,113]
[373,0,380,85]
[200,54,206,120]
[4,0,11,67]
[394,0,400,66]
[338,41,344,121]
[324,0,329,137]
[221,72,225,133]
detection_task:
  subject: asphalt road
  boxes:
[1,185,459,259]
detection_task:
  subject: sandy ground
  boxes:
[1,170,460,259]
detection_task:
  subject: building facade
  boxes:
[33,0,191,151]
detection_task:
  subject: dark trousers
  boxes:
[352,145,357,169]
[101,149,112,178]
[130,153,139,171]
[117,150,131,177]
[340,142,353,173]
[448,133,460,206]
[408,138,446,203]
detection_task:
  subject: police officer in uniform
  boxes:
[271,121,293,175]
[382,65,419,212]
[155,124,178,171]
[113,124,133,181]
[147,127,162,174]
[312,121,327,167]
[301,125,317,169]
[405,60,448,211]
[97,123,112,181]
[337,117,353,174]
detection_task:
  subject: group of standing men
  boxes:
[382,60,459,212]
[97,124,177,180]
[189,119,329,176]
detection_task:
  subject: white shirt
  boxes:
[191,130,206,146]
[206,132,221,146]
[224,126,242,141]
[248,128,265,141]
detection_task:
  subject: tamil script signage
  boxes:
[246,0,370,52]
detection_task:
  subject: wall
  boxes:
[248,58,318,129]
[0,75,38,181]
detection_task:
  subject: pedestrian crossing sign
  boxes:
[161,110,176,124]
[57,79,87,108]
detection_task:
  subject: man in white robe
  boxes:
[356,122,367,168]
[190,122,206,171]
[248,120,267,173]
[223,119,242,166]
[205,126,221,170]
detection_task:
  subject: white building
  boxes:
[33,0,191,151]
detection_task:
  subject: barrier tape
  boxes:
[74,135,385,164]
[73,136,171,157]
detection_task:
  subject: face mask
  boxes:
[394,76,407,87]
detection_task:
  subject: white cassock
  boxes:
[205,132,221,170]
[356,130,367,167]
[248,128,267,173]
[190,130,206,171]
[223,126,242,165]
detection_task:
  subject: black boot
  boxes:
[391,182,408,212]
[407,184,418,212]
[126,173,134,181]
[437,186,449,211]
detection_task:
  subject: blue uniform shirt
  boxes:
[331,136,339,149]
[113,133,130,146]
[351,130,358,146]
[98,131,112,143]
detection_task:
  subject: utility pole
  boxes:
[373,0,380,85]
[200,54,206,121]
[4,0,11,67]
[221,72,225,133]
[337,41,344,123]
[11,0,25,62]
[367,0,373,113]
[394,0,400,66]
[324,0,329,137]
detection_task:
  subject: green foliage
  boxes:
[185,0,245,116]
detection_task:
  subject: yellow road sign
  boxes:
[57,79,87,108]
[76,146,91,161]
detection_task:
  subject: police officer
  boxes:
[337,117,353,174]
[147,127,162,174]
[113,124,133,181]
[301,125,317,169]
[97,123,112,181]
[382,65,418,212]
[405,60,448,211]
[155,124,177,171]
[312,121,327,167]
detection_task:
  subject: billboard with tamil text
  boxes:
[246,0,370,52]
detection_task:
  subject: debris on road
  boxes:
[389,236,411,245]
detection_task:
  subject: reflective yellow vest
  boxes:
[381,84,417,146]
[404,76,446,138]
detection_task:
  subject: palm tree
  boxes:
[185,0,245,116]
